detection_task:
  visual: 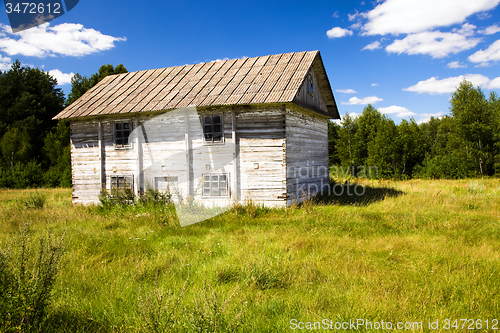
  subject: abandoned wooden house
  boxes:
[53,50,340,207]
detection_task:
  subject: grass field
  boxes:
[1,179,499,332]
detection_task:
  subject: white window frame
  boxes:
[109,175,134,190]
[202,173,229,197]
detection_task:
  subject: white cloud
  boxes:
[326,27,353,38]
[0,22,126,57]
[362,41,382,50]
[371,83,379,86]
[0,54,11,71]
[488,77,500,88]
[417,112,445,124]
[477,12,492,20]
[468,39,500,65]
[478,24,500,35]
[48,69,74,85]
[348,11,366,22]
[403,74,496,94]
[447,61,467,68]
[362,0,500,35]
[385,28,481,58]
[453,23,476,36]
[379,105,416,117]
[336,89,357,94]
[341,96,383,105]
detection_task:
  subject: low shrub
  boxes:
[0,225,65,332]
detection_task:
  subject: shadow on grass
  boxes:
[315,181,404,206]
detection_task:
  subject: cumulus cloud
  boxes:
[362,0,500,35]
[0,54,11,71]
[402,74,498,94]
[379,105,416,117]
[336,89,357,93]
[417,112,445,124]
[362,41,382,51]
[468,39,500,66]
[0,23,126,57]
[327,27,353,38]
[341,96,383,105]
[447,61,468,68]
[478,24,500,34]
[385,28,481,58]
[371,83,379,87]
[48,69,74,85]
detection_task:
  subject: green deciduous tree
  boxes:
[450,80,496,176]
[0,60,65,164]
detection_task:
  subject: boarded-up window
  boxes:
[203,115,223,143]
[114,121,131,148]
[155,176,178,193]
[110,175,133,190]
[202,174,228,197]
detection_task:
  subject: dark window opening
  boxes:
[203,115,222,143]
[110,175,133,190]
[115,121,131,147]
[202,174,228,197]
[308,73,314,95]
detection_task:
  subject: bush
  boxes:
[138,188,172,206]
[99,188,171,208]
[22,192,46,209]
[99,188,135,207]
[0,161,44,188]
[0,225,65,332]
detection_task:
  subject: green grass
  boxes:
[0,179,499,332]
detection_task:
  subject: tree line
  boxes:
[329,80,500,179]
[0,60,127,188]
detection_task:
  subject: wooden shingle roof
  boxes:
[54,51,339,120]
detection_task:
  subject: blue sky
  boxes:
[1,0,500,123]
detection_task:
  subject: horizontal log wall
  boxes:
[285,108,329,204]
[236,107,286,206]
[70,121,101,204]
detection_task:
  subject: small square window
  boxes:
[203,115,223,143]
[202,174,228,197]
[110,175,133,190]
[115,121,131,148]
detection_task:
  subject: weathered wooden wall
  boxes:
[70,105,327,207]
[236,107,286,206]
[285,108,329,204]
[293,66,328,114]
[70,120,101,204]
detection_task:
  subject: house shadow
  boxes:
[315,181,404,206]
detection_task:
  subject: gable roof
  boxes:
[54,51,339,120]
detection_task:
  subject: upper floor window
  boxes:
[203,115,223,143]
[114,120,131,148]
[308,73,314,95]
